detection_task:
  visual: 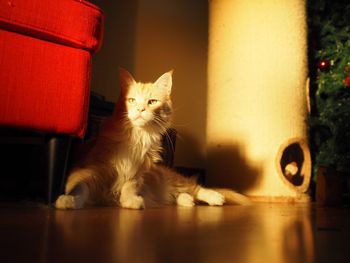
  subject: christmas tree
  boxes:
[308,0,350,176]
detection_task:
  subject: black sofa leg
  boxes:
[46,135,71,205]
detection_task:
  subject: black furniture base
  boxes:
[0,130,73,205]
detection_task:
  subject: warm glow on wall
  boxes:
[206,0,311,201]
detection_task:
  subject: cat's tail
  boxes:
[213,188,253,205]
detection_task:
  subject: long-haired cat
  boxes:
[55,68,251,209]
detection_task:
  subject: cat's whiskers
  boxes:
[152,116,175,156]
[163,129,176,156]
[173,132,186,143]
[167,106,193,128]
[171,123,191,128]
[153,116,170,133]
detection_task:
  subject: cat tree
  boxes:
[206,0,311,202]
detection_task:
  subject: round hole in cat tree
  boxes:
[275,138,311,193]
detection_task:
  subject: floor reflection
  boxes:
[4,202,350,263]
[51,204,315,263]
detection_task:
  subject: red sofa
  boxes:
[0,0,104,203]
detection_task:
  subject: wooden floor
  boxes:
[0,202,349,263]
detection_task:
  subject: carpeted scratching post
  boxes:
[206,0,311,202]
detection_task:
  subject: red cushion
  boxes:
[0,0,104,138]
[0,0,104,52]
[0,30,91,137]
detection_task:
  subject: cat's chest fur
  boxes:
[129,129,157,160]
[114,128,160,180]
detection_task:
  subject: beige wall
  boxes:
[91,0,209,169]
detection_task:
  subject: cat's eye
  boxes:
[148,99,159,106]
[127,98,136,104]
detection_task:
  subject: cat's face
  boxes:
[119,68,173,129]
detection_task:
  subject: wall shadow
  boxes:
[172,130,207,169]
[206,143,262,193]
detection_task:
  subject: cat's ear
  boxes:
[154,70,173,96]
[119,67,136,95]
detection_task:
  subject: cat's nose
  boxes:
[137,107,145,112]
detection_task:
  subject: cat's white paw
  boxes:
[55,194,84,209]
[177,193,195,207]
[120,195,145,209]
[196,188,225,206]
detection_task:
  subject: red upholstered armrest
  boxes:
[0,0,103,52]
[0,0,104,138]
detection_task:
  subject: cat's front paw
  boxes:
[207,191,225,206]
[55,194,84,209]
[196,188,225,206]
[177,193,195,207]
[120,195,145,209]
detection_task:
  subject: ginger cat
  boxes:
[55,68,250,209]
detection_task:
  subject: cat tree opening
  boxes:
[276,138,311,194]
